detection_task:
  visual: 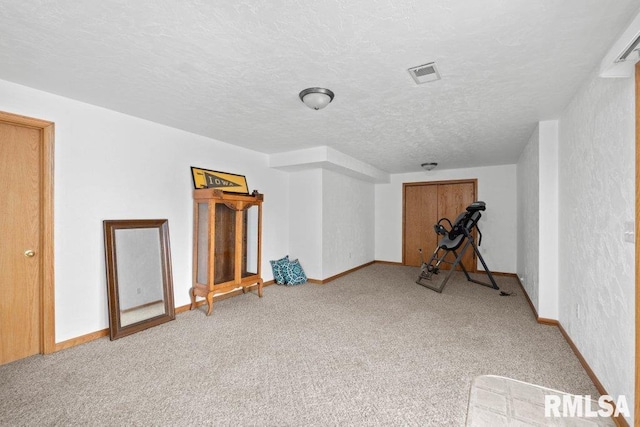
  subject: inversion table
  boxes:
[416,201,499,293]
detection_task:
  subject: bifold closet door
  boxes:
[436,182,476,272]
[403,181,476,271]
[403,185,438,267]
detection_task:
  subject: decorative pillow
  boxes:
[283,259,307,286]
[269,255,289,284]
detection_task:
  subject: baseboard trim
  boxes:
[556,322,628,427]
[54,328,109,352]
[514,275,540,320]
[53,280,276,351]
[536,317,558,326]
[374,260,404,266]
[490,271,518,277]
[555,323,606,395]
[371,262,519,275]
[514,276,627,426]
[307,261,376,284]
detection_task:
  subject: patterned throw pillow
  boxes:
[269,255,289,284]
[283,259,307,286]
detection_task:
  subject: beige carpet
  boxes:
[0,264,598,426]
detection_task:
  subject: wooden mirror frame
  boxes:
[103,219,175,340]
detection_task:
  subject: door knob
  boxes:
[24,250,35,258]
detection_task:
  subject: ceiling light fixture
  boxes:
[299,87,335,110]
[421,162,438,171]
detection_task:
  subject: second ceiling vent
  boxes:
[408,62,441,84]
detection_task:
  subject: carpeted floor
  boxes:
[0,264,598,426]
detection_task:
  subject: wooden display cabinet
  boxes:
[190,189,263,315]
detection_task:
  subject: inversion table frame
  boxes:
[416,201,499,293]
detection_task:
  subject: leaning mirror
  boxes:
[103,219,175,340]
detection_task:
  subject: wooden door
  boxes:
[403,180,477,271]
[0,121,42,364]
[437,182,476,271]
[403,185,438,266]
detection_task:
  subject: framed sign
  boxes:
[191,167,249,194]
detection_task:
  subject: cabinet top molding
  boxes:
[193,188,264,202]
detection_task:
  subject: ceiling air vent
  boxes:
[615,32,640,63]
[408,62,441,84]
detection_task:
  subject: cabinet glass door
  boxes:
[242,205,259,278]
[214,203,236,284]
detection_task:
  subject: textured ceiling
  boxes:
[0,1,638,173]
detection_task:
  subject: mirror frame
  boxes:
[103,219,175,340]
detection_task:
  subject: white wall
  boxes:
[322,169,375,278]
[538,121,559,319]
[375,165,518,273]
[557,69,635,421]
[287,168,375,280]
[288,169,323,279]
[517,126,540,311]
[0,79,290,343]
[517,121,560,320]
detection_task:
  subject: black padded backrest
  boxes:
[436,201,486,250]
[449,209,482,240]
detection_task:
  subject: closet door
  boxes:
[0,121,42,364]
[403,184,438,266]
[403,180,477,271]
[436,182,476,271]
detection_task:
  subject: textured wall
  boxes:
[322,170,375,278]
[558,70,634,421]
[287,169,375,280]
[288,169,323,279]
[374,165,518,273]
[537,121,560,319]
[0,79,291,342]
[516,127,540,312]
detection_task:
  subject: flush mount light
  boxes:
[421,162,438,171]
[299,87,335,110]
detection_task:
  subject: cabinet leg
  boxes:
[189,287,196,310]
[206,293,214,316]
[258,280,263,298]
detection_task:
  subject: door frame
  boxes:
[0,111,55,355]
[402,178,478,266]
